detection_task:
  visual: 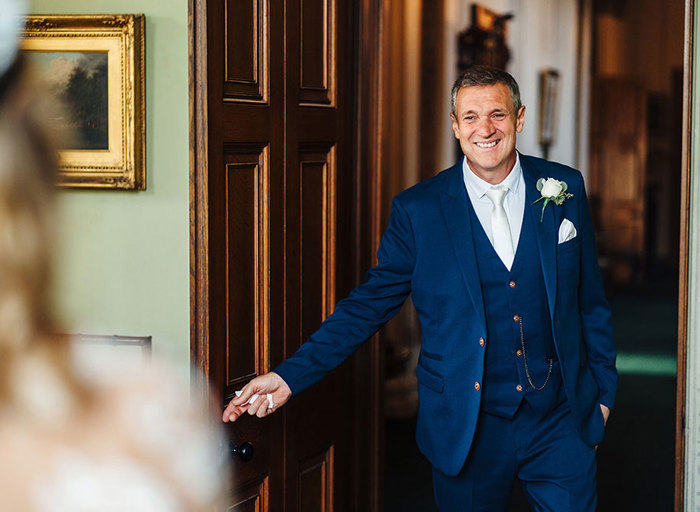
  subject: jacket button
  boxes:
[479,337,485,346]
[513,314,520,322]
[516,384,523,392]
[516,349,523,357]
[474,382,481,391]
[509,281,516,288]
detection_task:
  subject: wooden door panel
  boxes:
[590,78,646,280]
[225,416,273,509]
[224,145,270,387]
[223,0,269,102]
[602,149,637,200]
[299,0,335,105]
[206,0,285,508]
[208,0,285,389]
[286,3,350,511]
[230,475,269,512]
[287,392,339,512]
[197,0,360,508]
[298,112,338,138]
[299,145,336,345]
[298,447,334,512]
[219,111,272,140]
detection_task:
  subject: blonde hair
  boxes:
[0,60,87,406]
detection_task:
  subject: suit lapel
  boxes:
[440,163,486,331]
[522,158,558,321]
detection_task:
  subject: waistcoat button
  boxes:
[474,382,481,391]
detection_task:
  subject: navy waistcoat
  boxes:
[467,195,563,418]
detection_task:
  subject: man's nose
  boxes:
[477,116,496,136]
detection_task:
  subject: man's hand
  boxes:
[222,372,292,422]
[600,403,610,426]
[594,404,611,452]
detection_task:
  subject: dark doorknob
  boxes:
[230,441,254,462]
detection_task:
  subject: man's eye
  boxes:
[492,113,507,120]
[464,116,476,122]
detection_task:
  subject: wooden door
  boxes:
[190,0,377,510]
[589,77,647,282]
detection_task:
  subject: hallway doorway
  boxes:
[381,1,690,510]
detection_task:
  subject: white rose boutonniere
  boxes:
[533,177,574,222]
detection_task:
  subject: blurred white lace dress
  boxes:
[0,343,227,511]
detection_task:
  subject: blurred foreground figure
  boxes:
[0,3,227,510]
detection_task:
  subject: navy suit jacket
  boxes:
[274,153,617,477]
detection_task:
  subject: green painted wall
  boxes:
[30,0,190,364]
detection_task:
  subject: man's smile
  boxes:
[475,140,500,148]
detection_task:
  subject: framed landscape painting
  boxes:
[21,15,145,190]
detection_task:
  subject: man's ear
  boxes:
[515,105,526,133]
[450,113,460,139]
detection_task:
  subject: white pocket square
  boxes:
[558,218,577,244]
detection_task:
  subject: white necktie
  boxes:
[485,186,514,270]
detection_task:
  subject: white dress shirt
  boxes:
[462,153,526,254]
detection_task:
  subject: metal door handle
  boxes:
[230,441,254,462]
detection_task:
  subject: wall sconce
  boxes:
[538,69,561,160]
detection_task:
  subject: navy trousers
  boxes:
[432,400,598,512]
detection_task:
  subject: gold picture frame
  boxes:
[21,15,145,190]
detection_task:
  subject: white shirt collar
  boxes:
[462,152,522,199]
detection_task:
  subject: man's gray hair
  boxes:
[450,66,522,116]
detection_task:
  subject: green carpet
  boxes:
[617,352,676,376]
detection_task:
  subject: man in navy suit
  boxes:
[224,66,617,511]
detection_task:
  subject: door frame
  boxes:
[188,0,387,510]
[679,1,697,510]
[577,0,694,508]
[189,0,209,391]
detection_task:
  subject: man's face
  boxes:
[450,83,525,184]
